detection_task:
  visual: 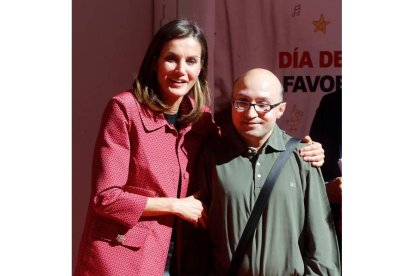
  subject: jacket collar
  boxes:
[138,95,194,132]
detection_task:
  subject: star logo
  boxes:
[313,14,330,34]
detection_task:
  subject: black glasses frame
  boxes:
[231,99,283,113]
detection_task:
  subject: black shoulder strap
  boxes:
[227,137,301,276]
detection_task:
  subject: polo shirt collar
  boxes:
[228,124,287,158]
[264,124,287,152]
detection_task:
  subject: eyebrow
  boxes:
[234,95,272,102]
[163,52,201,59]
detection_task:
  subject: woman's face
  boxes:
[157,37,202,109]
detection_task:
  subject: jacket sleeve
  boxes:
[309,96,325,144]
[180,142,213,275]
[302,163,341,275]
[91,97,148,228]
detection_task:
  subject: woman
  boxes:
[75,19,324,275]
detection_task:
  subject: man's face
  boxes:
[231,71,285,148]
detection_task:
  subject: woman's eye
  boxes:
[187,58,198,65]
[164,55,177,62]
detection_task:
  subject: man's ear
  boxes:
[275,102,287,119]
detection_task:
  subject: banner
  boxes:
[214,0,342,137]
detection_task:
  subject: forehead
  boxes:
[160,37,202,56]
[233,80,277,101]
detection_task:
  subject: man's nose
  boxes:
[246,104,258,117]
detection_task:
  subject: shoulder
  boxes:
[274,127,303,152]
[320,90,341,107]
[99,90,145,129]
[105,90,147,116]
[276,128,311,167]
[110,90,139,109]
[189,103,219,137]
[200,129,242,166]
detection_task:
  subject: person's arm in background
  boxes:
[309,92,342,204]
[325,176,342,204]
[178,141,213,275]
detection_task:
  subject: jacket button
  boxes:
[116,234,126,244]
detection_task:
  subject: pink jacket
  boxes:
[75,91,216,275]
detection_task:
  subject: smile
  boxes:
[169,78,187,84]
[242,121,261,126]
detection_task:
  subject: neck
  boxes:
[162,95,184,115]
[164,109,179,115]
[164,100,180,114]
[244,129,274,151]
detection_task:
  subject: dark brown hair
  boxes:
[132,19,210,123]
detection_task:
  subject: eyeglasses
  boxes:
[231,99,283,113]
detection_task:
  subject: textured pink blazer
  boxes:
[75,91,216,275]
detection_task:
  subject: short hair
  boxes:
[132,19,210,123]
[231,69,285,101]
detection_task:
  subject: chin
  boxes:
[241,126,262,134]
[241,130,263,140]
[168,86,192,97]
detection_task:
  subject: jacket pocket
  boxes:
[92,216,150,249]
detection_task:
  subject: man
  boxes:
[310,89,342,253]
[198,68,340,275]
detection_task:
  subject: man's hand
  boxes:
[326,177,342,204]
[300,135,325,167]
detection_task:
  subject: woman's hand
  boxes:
[144,195,208,228]
[300,135,325,167]
[172,195,207,228]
